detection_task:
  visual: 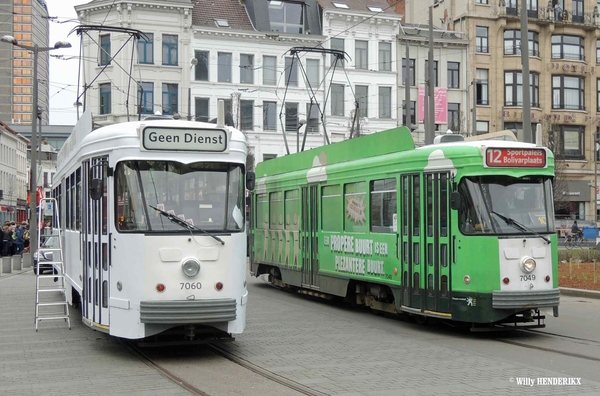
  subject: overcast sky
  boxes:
[47,0,88,126]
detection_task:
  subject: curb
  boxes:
[559,287,600,300]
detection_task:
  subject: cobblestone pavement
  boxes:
[220,277,600,396]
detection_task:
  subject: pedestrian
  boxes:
[14,223,24,256]
[554,2,562,20]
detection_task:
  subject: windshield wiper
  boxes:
[149,205,225,245]
[491,211,550,244]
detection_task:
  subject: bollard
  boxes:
[22,252,32,268]
[12,255,22,271]
[1,256,11,274]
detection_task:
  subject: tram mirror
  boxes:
[246,171,256,191]
[450,192,461,210]
[89,179,103,200]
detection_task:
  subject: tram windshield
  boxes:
[115,160,245,233]
[458,176,555,235]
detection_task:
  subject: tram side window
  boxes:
[344,182,367,233]
[65,176,71,231]
[370,178,396,233]
[269,192,283,230]
[322,185,341,232]
[115,162,149,231]
[76,168,81,231]
[255,193,268,229]
[284,190,300,230]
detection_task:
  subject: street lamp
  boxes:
[1,35,71,262]
[594,132,600,224]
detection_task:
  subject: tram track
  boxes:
[494,328,600,363]
[122,338,327,396]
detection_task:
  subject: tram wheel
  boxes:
[413,315,428,325]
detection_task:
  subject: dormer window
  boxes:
[333,2,349,8]
[215,19,229,28]
[367,6,383,12]
[268,0,305,34]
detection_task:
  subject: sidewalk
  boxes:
[0,265,189,396]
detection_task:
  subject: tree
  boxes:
[541,120,570,215]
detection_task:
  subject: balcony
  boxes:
[498,4,600,30]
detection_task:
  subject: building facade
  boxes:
[0,120,29,223]
[409,0,600,222]
[0,0,51,125]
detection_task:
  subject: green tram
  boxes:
[249,127,559,329]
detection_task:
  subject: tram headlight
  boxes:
[181,259,201,278]
[520,257,536,274]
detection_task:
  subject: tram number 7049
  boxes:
[520,275,536,282]
[180,282,202,290]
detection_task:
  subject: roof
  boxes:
[191,0,255,30]
[318,0,403,16]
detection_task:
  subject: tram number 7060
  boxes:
[180,282,202,290]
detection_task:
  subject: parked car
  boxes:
[33,236,60,275]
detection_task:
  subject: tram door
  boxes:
[423,173,451,314]
[400,174,422,309]
[301,185,319,288]
[82,157,110,327]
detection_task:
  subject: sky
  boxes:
[46,0,88,126]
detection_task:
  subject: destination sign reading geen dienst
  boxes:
[141,127,228,152]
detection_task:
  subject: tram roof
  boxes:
[256,126,414,176]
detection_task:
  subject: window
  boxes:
[402,58,415,86]
[99,83,111,114]
[425,60,438,87]
[263,56,277,85]
[355,40,368,70]
[505,71,540,107]
[402,100,416,126]
[285,57,298,86]
[476,0,488,3]
[476,121,489,135]
[138,33,153,64]
[162,34,178,66]
[552,35,585,61]
[379,87,391,118]
[218,52,232,83]
[162,83,178,115]
[137,82,153,114]
[241,100,254,130]
[344,182,367,232]
[356,85,368,117]
[370,178,396,233]
[285,102,298,132]
[476,26,489,53]
[379,42,391,71]
[504,122,537,142]
[306,103,319,133]
[240,54,254,84]
[503,30,540,57]
[322,185,342,231]
[194,50,209,81]
[476,69,489,105]
[99,34,111,66]
[331,38,345,67]
[597,39,600,63]
[552,126,584,159]
[552,75,585,110]
[268,0,304,33]
[368,5,383,11]
[263,101,277,130]
[598,79,600,112]
[572,0,584,23]
[448,103,460,132]
[215,18,229,27]
[307,59,319,88]
[333,1,349,8]
[195,98,209,122]
[447,62,460,88]
[331,84,344,116]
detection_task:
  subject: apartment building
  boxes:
[0,0,51,125]
[408,0,600,222]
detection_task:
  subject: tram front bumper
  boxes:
[491,289,560,309]
[139,299,237,324]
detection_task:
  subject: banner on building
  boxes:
[418,86,448,124]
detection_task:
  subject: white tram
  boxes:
[53,110,253,340]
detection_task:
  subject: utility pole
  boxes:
[472,79,477,136]
[520,0,532,143]
[426,6,435,145]
[405,40,411,130]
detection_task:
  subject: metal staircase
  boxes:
[34,198,71,331]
